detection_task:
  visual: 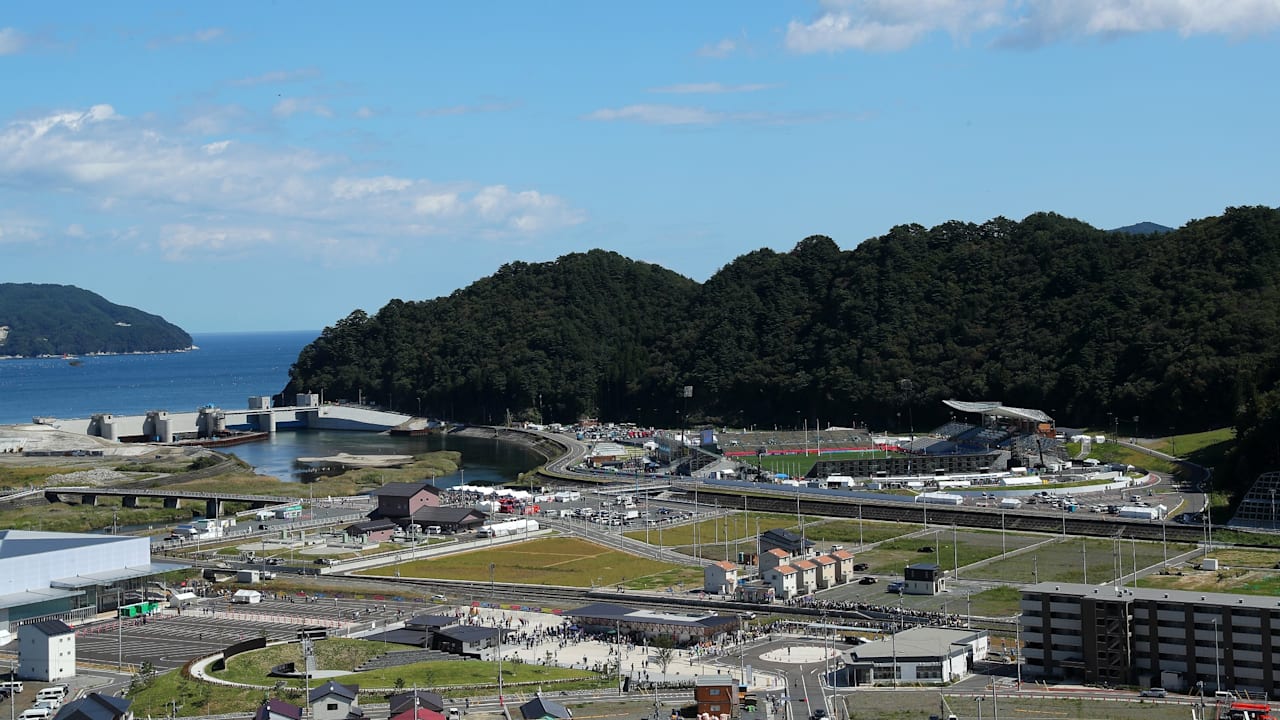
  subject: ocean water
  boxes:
[0,331,542,484]
[0,330,318,424]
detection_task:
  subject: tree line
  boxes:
[284,206,1280,491]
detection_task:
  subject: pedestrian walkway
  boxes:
[758,645,837,665]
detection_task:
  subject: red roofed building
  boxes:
[830,549,856,584]
[812,554,837,589]
[759,547,791,573]
[703,560,739,595]
[762,564,799,599]
[792,558,818,596]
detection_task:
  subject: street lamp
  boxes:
[489,562,496,604]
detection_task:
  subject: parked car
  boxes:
[853,562,869,571]
[859,576,877,585]
[918,546,935,553]
[1140,688,1168,698]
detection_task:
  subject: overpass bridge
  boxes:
[33,393,432,443]
[44,486,298,517]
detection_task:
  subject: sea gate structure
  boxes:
[34,393,421,443]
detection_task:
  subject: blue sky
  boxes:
[1,1,1278,332]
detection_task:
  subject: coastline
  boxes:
[0,345,200,361]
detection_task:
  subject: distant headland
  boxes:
[0,283,193,358]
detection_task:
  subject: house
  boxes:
[371,482,441,520]
[389,710,445,720]
[693,676,736,717]
[254,699,303,720]
[518,695,573,720]
[792,558,818,596]
[401,507,487,534]
[432,625,504,659]
[52,693,133,720]
[309,680,361,720]
[812,555,837,589]
[759,528,813,556]
[703,561,739,595]
[388,690,445,716]
[758,548,791,574]
[838,627,988,686]
[18,619,75,681]
[830,549,856,584]
[343,520,398,544]
[762,564,799,599]
[903,563,947,595]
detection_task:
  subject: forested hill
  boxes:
[0,284,193,357]
[286,206,1280,484]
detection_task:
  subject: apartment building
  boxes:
[1021,582,1280,695]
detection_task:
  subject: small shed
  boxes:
[254,699,303,720]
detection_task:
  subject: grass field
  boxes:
[966,585,1023,617]
[803,518,936,547]
[754,450,898,478]
[970,537,1196,584]
[1139,561,1280,596]
[851,528,1041,574]
[372,536,702,589]
[625,512,797,547]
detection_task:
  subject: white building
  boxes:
[0,530,184,645]
[703,561,739,595]
[839,627,988,686]
[762,565,799,599]
[18,619,75,681]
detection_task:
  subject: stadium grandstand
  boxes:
[800,400,1066,480]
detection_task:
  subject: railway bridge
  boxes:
[44,486,296,517]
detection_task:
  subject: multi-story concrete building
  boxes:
[1021,582,1280,695]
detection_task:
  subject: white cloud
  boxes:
[0,27,27,55]
[273,97,333,118]
[586,104,723,126]
[355,106,376,119]
[66,224,85,237]
[697,38,738,58]
[331,176,413,200]
[785,0,1280,53]
[0,104,584,261]
[419,101,519,117]
[586,104,845,127]
[232,68,319,86]
[202,140,231,155]
[1001,0,1280,46]
[147,27,226,49]
[159,224,274,261]
[414,193,462,216]
[649,82,776,94]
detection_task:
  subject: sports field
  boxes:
[969,536,1196,584]
[372,536,702,589]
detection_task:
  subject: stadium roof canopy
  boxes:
[943,400,1053,423]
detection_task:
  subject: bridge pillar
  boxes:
[122,495,140,508]
[81,494,97,506]
[163,497,181,510]
[205,499,222,517]
[252,411,277,434]
[251,501,269,509]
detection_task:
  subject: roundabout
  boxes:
[758,644,839,664]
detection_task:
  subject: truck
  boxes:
[171,517,237,541]
[622,509,641,521]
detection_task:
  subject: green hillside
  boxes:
[285,205,1280,491]
[0,283,193,357]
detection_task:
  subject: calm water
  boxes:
[0,331,541,483]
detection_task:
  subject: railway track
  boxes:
[678,483,1211,543]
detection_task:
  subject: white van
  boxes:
[0,680,24,694]
[36,687,67,702]
[19,709,53,720]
